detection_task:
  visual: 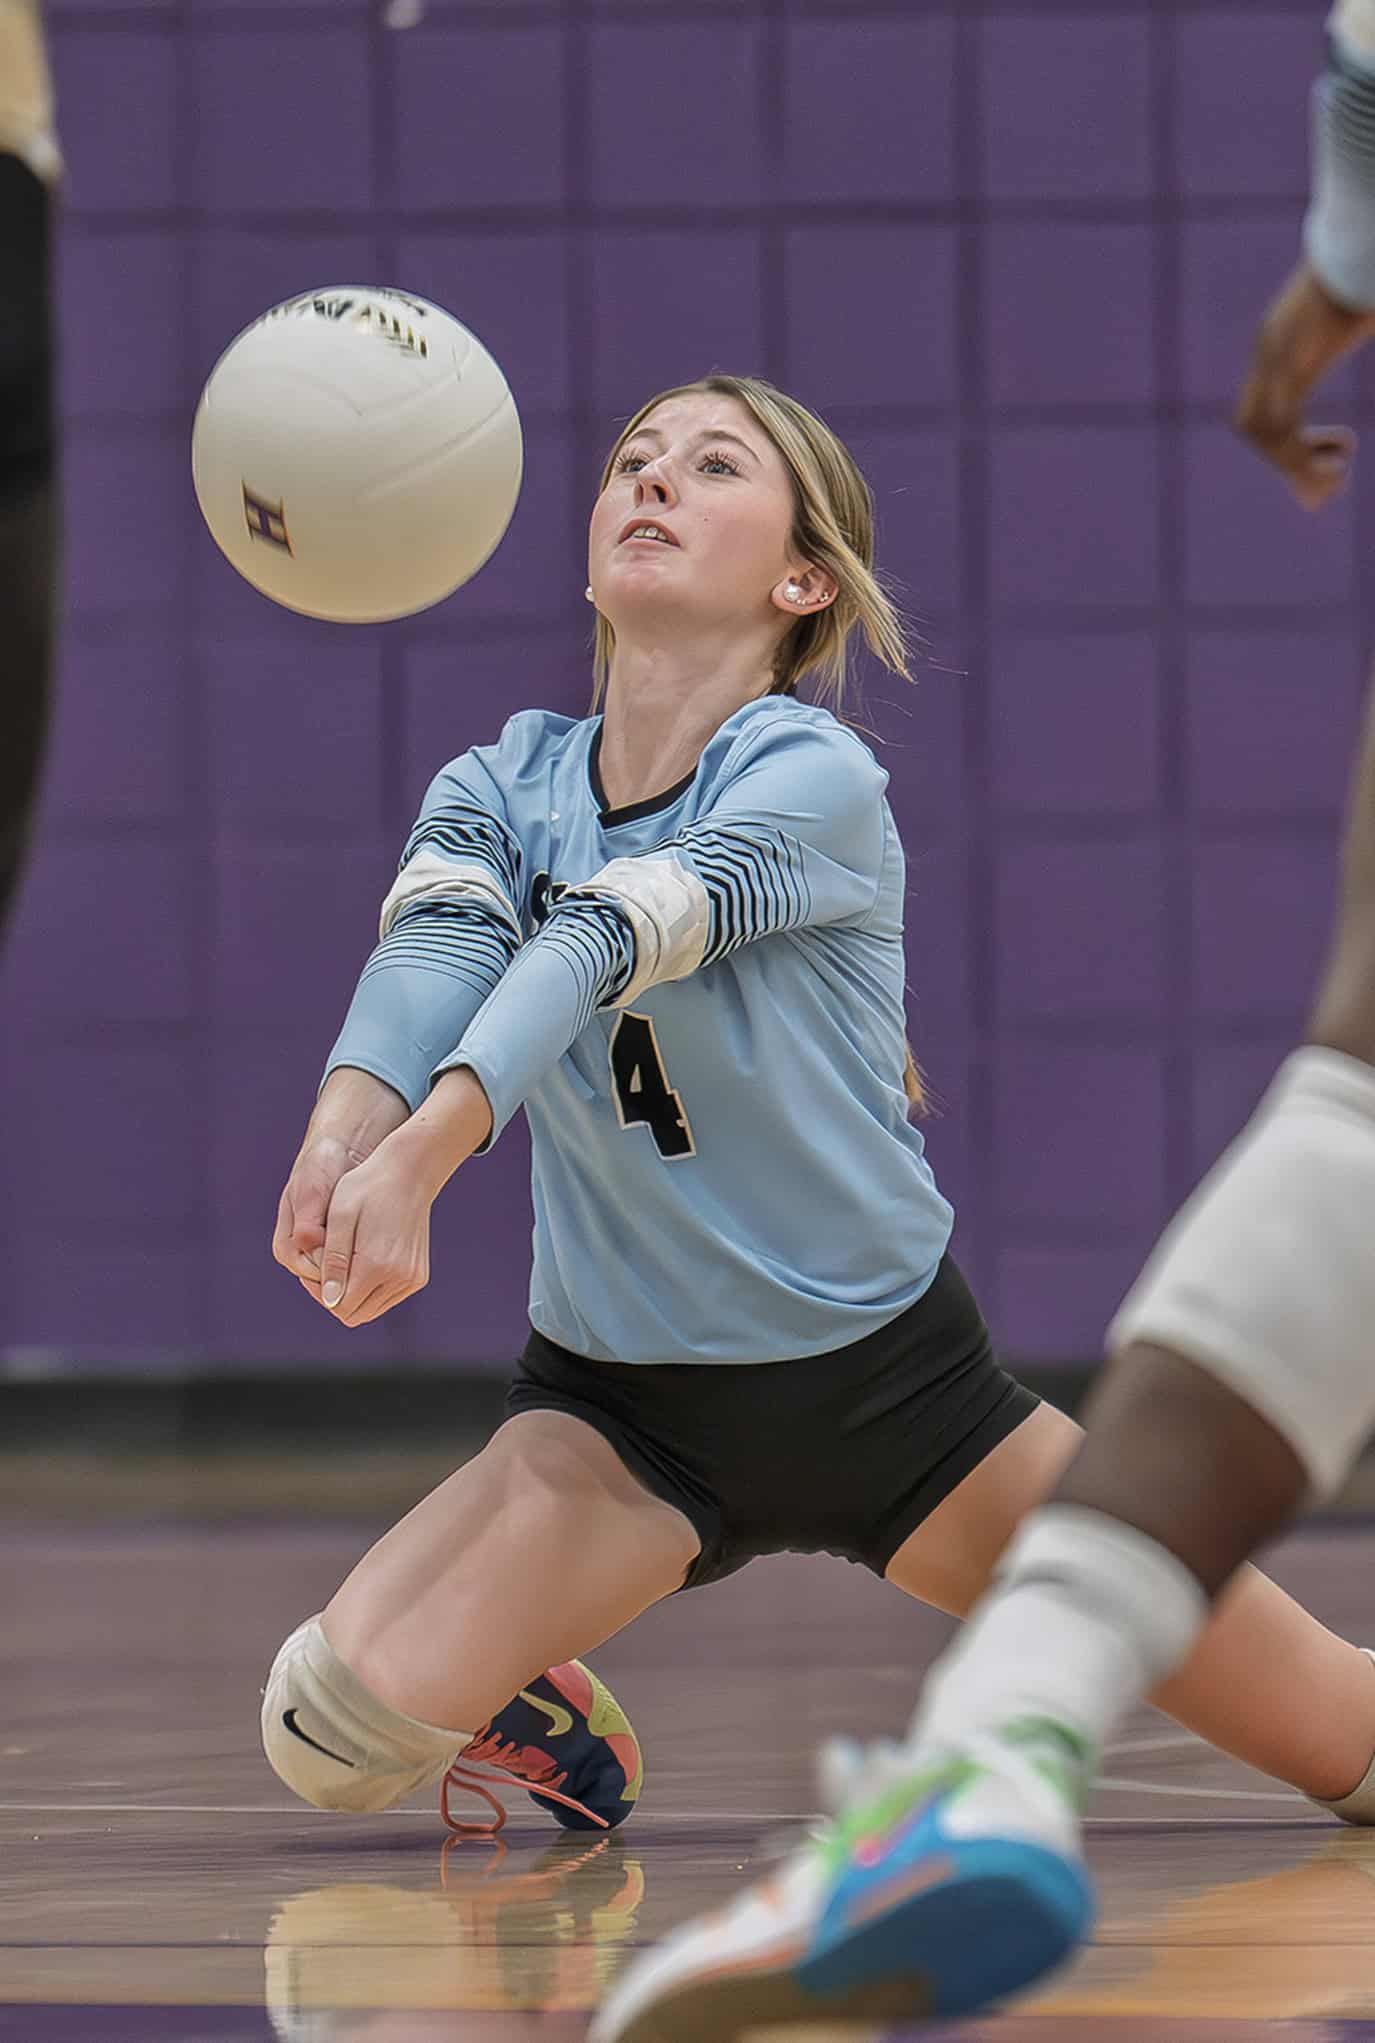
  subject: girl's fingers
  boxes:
[272,1186,297,1267]
[334,1263,429,1326]
[319,1197,360,1309]
[334,1279,399,1328]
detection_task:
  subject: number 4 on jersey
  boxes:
[609,1013,695,1160]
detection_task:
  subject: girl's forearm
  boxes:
[384,1066,495,1198]
[308,1065,412,1158]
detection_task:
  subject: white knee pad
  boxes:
[261,1616,469,1814]
[1107,1046,1375,1501]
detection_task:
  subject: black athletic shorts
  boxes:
[504,1254,1040,1592]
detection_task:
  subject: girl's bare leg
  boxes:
[322,1408,701,1733]
[885,1400,1375,1801]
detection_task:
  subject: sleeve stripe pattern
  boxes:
[379,852,521,943]
[665,822,813,968]
[359,899,519,998]
[497,902,634,1039]
[1327,60,1375,160]
[361,792,528,999]
[402,795,525,911]
[561,852,709,1005]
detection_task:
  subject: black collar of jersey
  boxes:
[588,723,698,828]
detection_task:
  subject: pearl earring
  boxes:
[584,586,595,603]
[785,584,802,602]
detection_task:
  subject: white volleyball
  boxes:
[191,286,523,623]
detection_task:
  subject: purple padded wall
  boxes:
[1,1,1362,1371]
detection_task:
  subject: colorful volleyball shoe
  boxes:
[592,1821,875,2043]
[801,1718,1095,2012]
[443,1659,644,1836]
[591,1718,1093,2043]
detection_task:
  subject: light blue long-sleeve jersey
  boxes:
[323,695,953,1365]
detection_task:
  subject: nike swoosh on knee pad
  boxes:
[283,1708,356,1768]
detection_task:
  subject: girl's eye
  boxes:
[614,448,742,477]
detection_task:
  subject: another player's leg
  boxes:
[594,678,1375,2040]
[590,1372,1368,2041]
[885,1398,1375,1809]
[262,1409,700,1831]
[775,1311,1359,2021]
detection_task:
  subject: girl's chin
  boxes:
[600,583,700,612]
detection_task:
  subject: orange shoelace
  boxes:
[441,1726,609,1836]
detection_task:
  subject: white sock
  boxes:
[913,1505,1210,1768]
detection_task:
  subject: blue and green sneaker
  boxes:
[590,1717,1094,2043]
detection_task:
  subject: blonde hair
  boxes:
[592,373,914,712]
[591,372,927,1114]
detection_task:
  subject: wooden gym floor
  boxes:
[7,1515,1375,2041]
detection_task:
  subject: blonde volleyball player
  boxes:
[267,375,1375,1871]
[594,11,1375,2039]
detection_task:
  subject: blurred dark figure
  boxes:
[0,0,59,947]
